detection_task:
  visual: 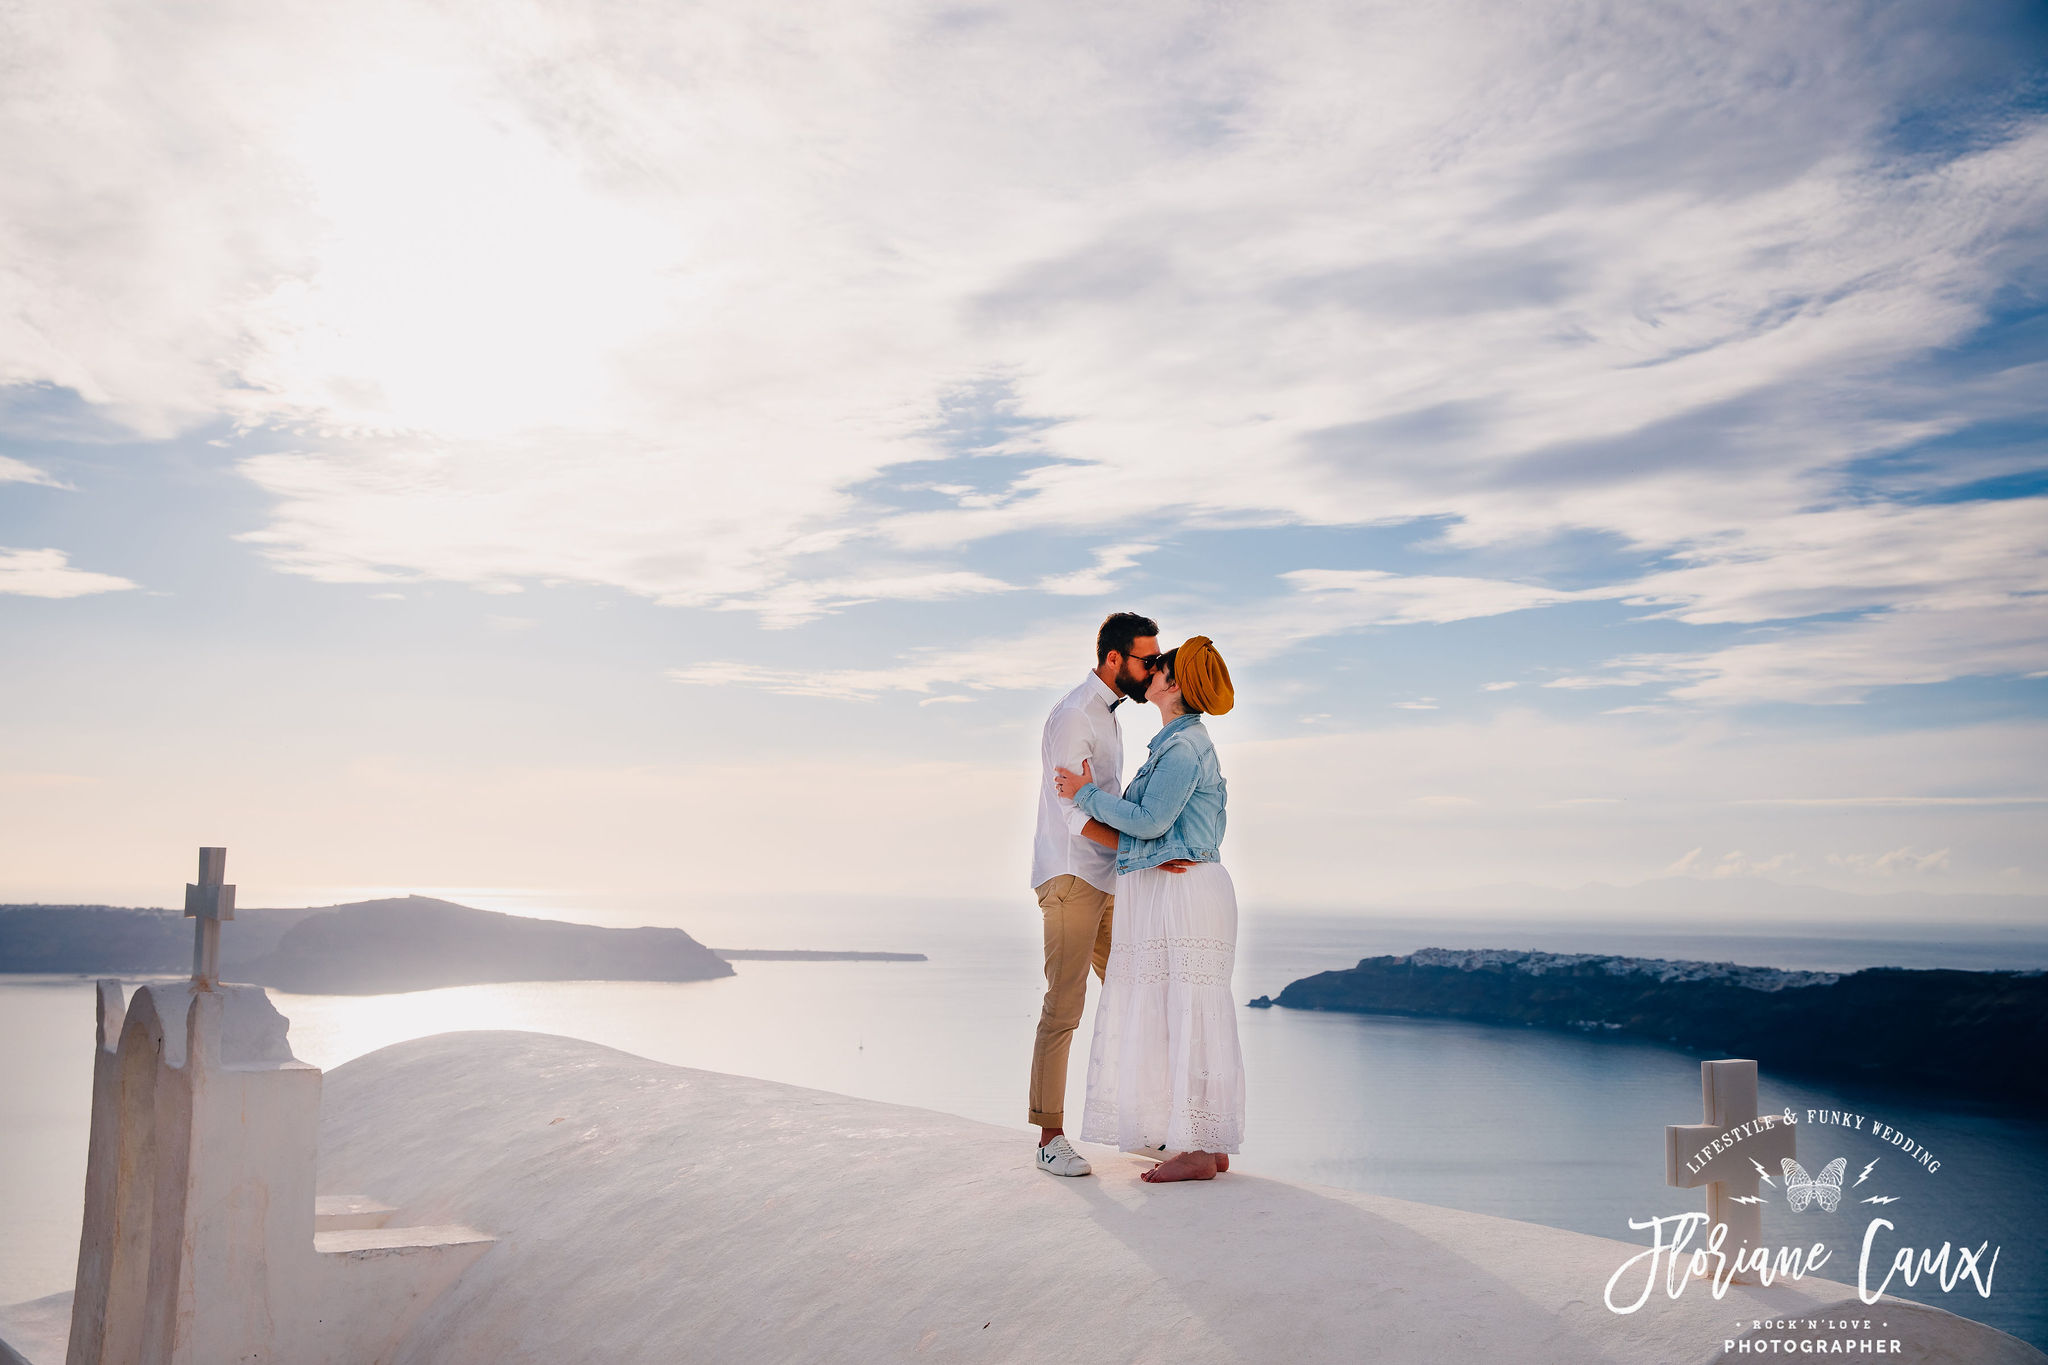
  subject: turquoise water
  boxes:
[3,909,2044,1349]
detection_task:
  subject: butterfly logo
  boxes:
[1782,1157,1847,1213]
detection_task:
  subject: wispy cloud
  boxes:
[0,547,136,598]
[1666,847,1805,880]
[0,455,68,488]
[1582,598,2048,705]
[1037,545,1152,598]
[1585,499,2048,702]
[718,571,1019,628]
[1664,848,1809,881]
[1828,846,1953,877]
[1737,795,2048,807]
[669,612,1089,701]
[1664,847,1704,875]
[665,559,1620,702]
[668,662,922,703]
[1275,570,1590,628]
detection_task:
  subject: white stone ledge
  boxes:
[314,1225,496,1257]
[313,1193,398,1231]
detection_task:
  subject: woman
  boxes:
[1054,635,1243,1183]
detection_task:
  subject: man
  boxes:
[1029,611,1159,1176]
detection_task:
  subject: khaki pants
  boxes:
[1028,874,1115,1129]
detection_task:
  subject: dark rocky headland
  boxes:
[1252,947,2048,1109]
[0,897,734,992]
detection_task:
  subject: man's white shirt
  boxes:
[1031,671,1126,895]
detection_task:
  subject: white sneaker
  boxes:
[1035,1134,1092,1176]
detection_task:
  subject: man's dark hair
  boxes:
[1096,611,1159,665]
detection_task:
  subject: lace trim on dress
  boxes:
[1104,935,1236,988]
[1080,1099,1242,1153]
[1177,1103,1242,1152]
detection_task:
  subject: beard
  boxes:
[1116,669,1151,703]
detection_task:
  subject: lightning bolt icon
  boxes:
[1751,1157,1776,1187]
[1862,1195,1899,1205]
[1855,1159,1879,1187]
[1730,1195,1764,1205]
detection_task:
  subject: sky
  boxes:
[2,0,2045,919]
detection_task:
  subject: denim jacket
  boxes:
[1073,712,1226,874]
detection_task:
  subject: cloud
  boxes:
[664,518,2041,705]
[656,557,1630,702]
[1827,846,1953,877]
[1275,570,1590,627]
[1706,850,1796,879]
[668,662,928,703]
[1736,795,2048,807]
[1470,494,2048,703]
[1543,673,1658,691]
[1,0,2043,710]
[1216,711,2048,900]
[722,571,1019,629]
[0,455,67,488]
[1037,545,1153,597]
[1665,846,1810,881]
[1591,600,2048,705]
[0,547,136,598]
[1664,847,1704,875]
[1579,497,2048,702]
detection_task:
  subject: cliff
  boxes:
[242,897,733,992]
[1255,948,2048,1108]
[0,898,732,992]
[0,904,321,975]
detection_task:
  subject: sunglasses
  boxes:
[1128,653,1166,670]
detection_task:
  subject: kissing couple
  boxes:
[1028,612,1243,1184]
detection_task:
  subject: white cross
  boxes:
[183,846,236,988]
[1664,1058,1796,1284]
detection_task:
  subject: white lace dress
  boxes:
[1079,860,1245,1154]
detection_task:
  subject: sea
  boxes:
[3,903,2045,1350]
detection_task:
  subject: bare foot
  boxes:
[1139,1145,1227,1172]
[1141,1150,1219,1182]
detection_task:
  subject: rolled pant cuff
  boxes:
[1030,1110,1063,1128]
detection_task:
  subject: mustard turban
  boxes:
[1175,636,1234,716]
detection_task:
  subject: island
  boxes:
[0,903,324,976]
[1252,947,2048,1109]
[0,898,733,993]
[710,949,926,961]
